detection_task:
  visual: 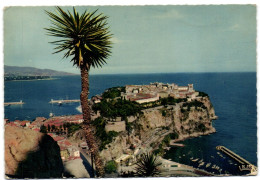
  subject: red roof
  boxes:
[53,136,65,142]
[7,122,19,127]
[20,120,30,126]
[33,128,40,132]
[59,140,72,147]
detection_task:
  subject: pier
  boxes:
[216,146,257,175]
[49,99,80,104]
[4,100,24,106]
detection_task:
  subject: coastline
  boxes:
[5,78,58,82]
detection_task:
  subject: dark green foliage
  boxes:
[198,91,209,97]
[92,99,141,118]
[160,97,186,106]
[182,100,206,110]
[162,134,171,146]
[92,117,119,150]
[125,119,133,135]
[62,123,81,136]
[104,160,118,174]
[169,132,179,139]
[134,153,161,177]
[198,123,207,133]
[40,125,47,133]
[161,110,167,117]
[102,87,125,99]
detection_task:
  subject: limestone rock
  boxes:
[5,125,64,178]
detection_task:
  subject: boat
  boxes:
[192,158,199,162]
[206,163,211,168]
[198,162,205,167]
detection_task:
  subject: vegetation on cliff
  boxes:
[92,117,119,150]
[92,99,142,119]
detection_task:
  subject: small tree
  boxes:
[134,153,161,177]
[105,160,117,174]
[40,125,47,133]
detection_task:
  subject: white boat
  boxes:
[192,158,199,162]
[206,163,211,168]
[49,112,54,117]
[198,162,205,167]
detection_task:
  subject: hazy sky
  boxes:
[4,5,256,74]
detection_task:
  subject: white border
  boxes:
[0,1,259,180]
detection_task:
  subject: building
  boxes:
[123,82,197,102]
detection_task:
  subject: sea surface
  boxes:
[4,72,257,175]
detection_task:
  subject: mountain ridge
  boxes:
[4,65,76,76]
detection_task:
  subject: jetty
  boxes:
[216,146,257,175]
[170,141,185,147]
[4,100,24,106]
[49,99,80,104]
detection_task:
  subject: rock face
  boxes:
[5,125,64,178]
[100,97,217,162]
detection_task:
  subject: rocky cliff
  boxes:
[100,97,217,162]
[5,125,64,178]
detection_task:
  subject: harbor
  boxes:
[216,146,257,175]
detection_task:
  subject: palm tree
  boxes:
[134,152,161,177]
[45,7,112,177]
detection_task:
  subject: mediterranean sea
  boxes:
[4,72,257,175]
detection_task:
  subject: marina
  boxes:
[216,146,257,174]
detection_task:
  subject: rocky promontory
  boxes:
[90,84,217,164]
[99,96,217,163]
[5,125,64,178]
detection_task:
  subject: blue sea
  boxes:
[4,72,257,175]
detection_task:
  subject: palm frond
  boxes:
[45,6,112,70]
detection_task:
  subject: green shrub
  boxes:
[105,160,118,174]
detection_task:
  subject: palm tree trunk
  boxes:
[80,67,104,177]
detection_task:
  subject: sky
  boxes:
[4,5,256,74]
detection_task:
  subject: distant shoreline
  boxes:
[5,77,58,82]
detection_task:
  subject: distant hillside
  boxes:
[4,65,76,76]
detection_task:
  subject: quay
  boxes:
[4,100,24,106]
[49,99,80,104]
[216,146,257,175]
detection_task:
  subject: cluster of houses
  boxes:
[4,114,86,162]
[48,133,82,161]
[121,82,199,104]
